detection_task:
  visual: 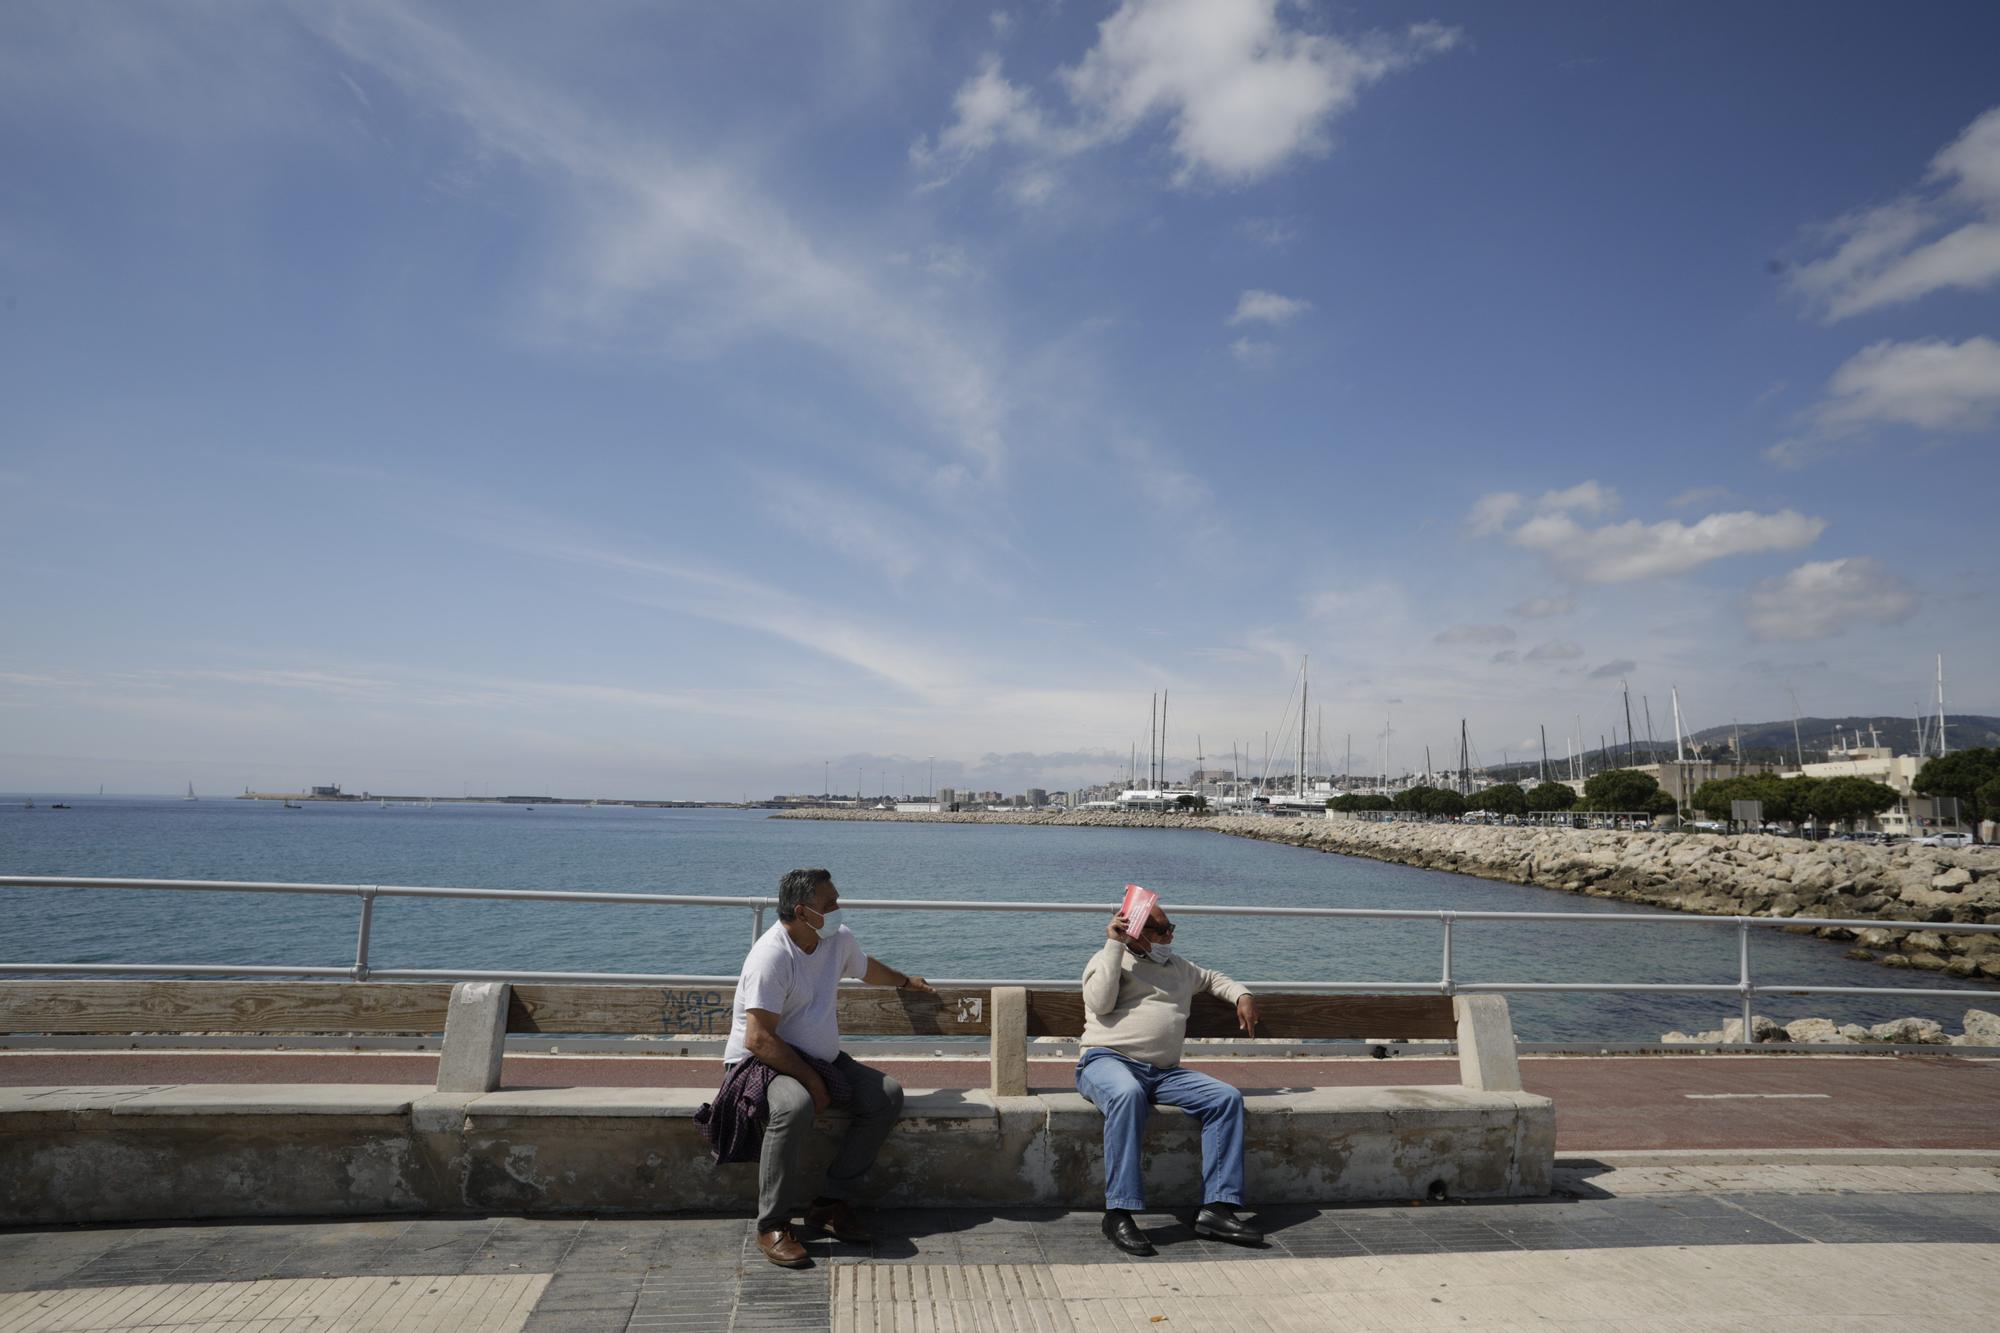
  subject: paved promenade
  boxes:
[5,1163,2000,1330]
[6,1051,1998,1151]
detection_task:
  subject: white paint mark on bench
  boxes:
[954,997,984,1024]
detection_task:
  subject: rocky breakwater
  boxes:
[1222,817,2000,982]
[773,808,2000,979]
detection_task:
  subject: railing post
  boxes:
[1737,918,1753,1043]
[1440,912,1456,995]
[352,888,378,981]
[753,905,765,944]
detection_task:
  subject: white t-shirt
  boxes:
[722,921,868,1065]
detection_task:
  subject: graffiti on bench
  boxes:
[660,990,731,1035]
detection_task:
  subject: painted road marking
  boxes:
[1684,1092,1832,1099]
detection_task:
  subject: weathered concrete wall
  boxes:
[0,1082,1552,1225]
[773,809,2000,979]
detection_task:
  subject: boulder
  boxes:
[1719,1014,1790,1044]
[1867,1017,1947,1044]
[1842,948,1874,961]
[1784,1017,1850,1044]
[1881,954,1912,968]
[1838,1024,1870,1042]
[1963,1009,2000,1045]
[1932,867,1974,891]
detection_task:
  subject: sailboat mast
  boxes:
[1299,658,1307,798]
[1540,725,1550,785]
[1622,682,1636,769]
[1671,687,1686,763]
[1161,689,1169,790]
[1149,694,1157,790]
[1937,654,1948,756]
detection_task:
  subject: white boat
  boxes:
[184,782,197,802]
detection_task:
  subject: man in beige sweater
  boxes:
[1076,900,1263,1256]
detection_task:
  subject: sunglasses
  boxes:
[1141,919,1176,937]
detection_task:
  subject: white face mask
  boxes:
[1145,942,1174,964]
[805,906,842,941]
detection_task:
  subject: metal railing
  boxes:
[4,875,1999,1042]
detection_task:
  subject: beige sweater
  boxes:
[1078,938,1249,1069]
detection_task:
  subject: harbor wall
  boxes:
[770,809,2000,980]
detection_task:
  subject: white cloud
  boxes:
[1524,639,1583,662]
[1507,508,1826,583]
[1744,557,1918,641]
[917,1,1460,188]
[1509,596,1573,619]
[1228,289,1311,326]
[1814,336,2000,433]
[1466,491,1523,537]
[1587,659,1636,680]
[1768,336,2000,469]
[1434,624,1516,646]
[1789,107,2000,320]
[1229,335,1275,364]
[1669,486,1735,511]
[1535,481,1618,517]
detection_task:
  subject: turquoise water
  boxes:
[3,798,1993,1040]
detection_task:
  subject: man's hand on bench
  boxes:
[1236,995,1260,1037]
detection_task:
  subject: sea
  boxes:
[3,797,1994,1042]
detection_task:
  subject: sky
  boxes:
[2,0,1997,801]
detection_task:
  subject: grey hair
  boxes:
[777,868,832,922]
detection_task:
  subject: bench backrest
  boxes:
[1024,991,1456,1040]
[0,982,992,1038]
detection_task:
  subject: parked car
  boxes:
[1917,832,1974,848]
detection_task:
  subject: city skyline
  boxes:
[2,2,1996,802]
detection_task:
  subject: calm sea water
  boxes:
[3,797,1993,1040]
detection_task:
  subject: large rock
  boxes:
[1964,1009,2000,1045]
[1867,1017,1947,1044]
[1932,867,1974,891]
[1783,1018,1850,1044]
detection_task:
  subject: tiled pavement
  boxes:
[5,1166,2000,1330]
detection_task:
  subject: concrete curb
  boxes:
[1559,1148,2000,1168]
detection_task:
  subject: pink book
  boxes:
[1119,883,1159,935]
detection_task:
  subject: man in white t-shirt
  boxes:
[725,867,935,1269]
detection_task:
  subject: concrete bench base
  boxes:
[1,1083,1553,1225]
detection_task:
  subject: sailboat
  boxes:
[184,782,197,802]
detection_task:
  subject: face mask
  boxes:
[1145,942,1174,964]
[806,907,842,941]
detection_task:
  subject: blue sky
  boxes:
[2,0,1996,800]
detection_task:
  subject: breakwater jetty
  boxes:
[771,809,2000,980]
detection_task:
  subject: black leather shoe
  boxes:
[1193,1204,1264,1246]
[1102,1210,1156,1257]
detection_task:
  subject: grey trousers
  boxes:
[758,1053,905,1233]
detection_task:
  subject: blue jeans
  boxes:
[1074,1048,1245,1212]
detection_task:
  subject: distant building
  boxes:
[1026,788,1048,807]
[310,784,343,798]
[1189,769,1234,783]
[937,787,957,807]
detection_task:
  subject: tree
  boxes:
[1358,794,1394,812]
[1646,790,1679,818]
[1470,783,1527,817]
[1526,781,1576,812]
[1174,793,1209,814]
[1806,777,1901,831]
[1581,768,1662,813]
[1329,794,1360,813]
[1915,747,2000,824]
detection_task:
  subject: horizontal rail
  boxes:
[5,876,1996,933]
[6,876,1997,1024]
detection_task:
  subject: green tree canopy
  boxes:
[1914,747,2000,823]
[1470,783,1528,816]
[1581,768,1662,812]
[1525,781,1577,812]
[1806,777,1901,829]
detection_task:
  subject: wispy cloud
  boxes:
[1508,596,1573,619]
[1434,624,1516,646]
[311,5,1010,488]
[1788,106,2000,320]
[1470,482,1824,583]
[1586,658,1636,680]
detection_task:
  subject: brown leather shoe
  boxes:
[802,1198,872,1244]
[757,1227,811,1269]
